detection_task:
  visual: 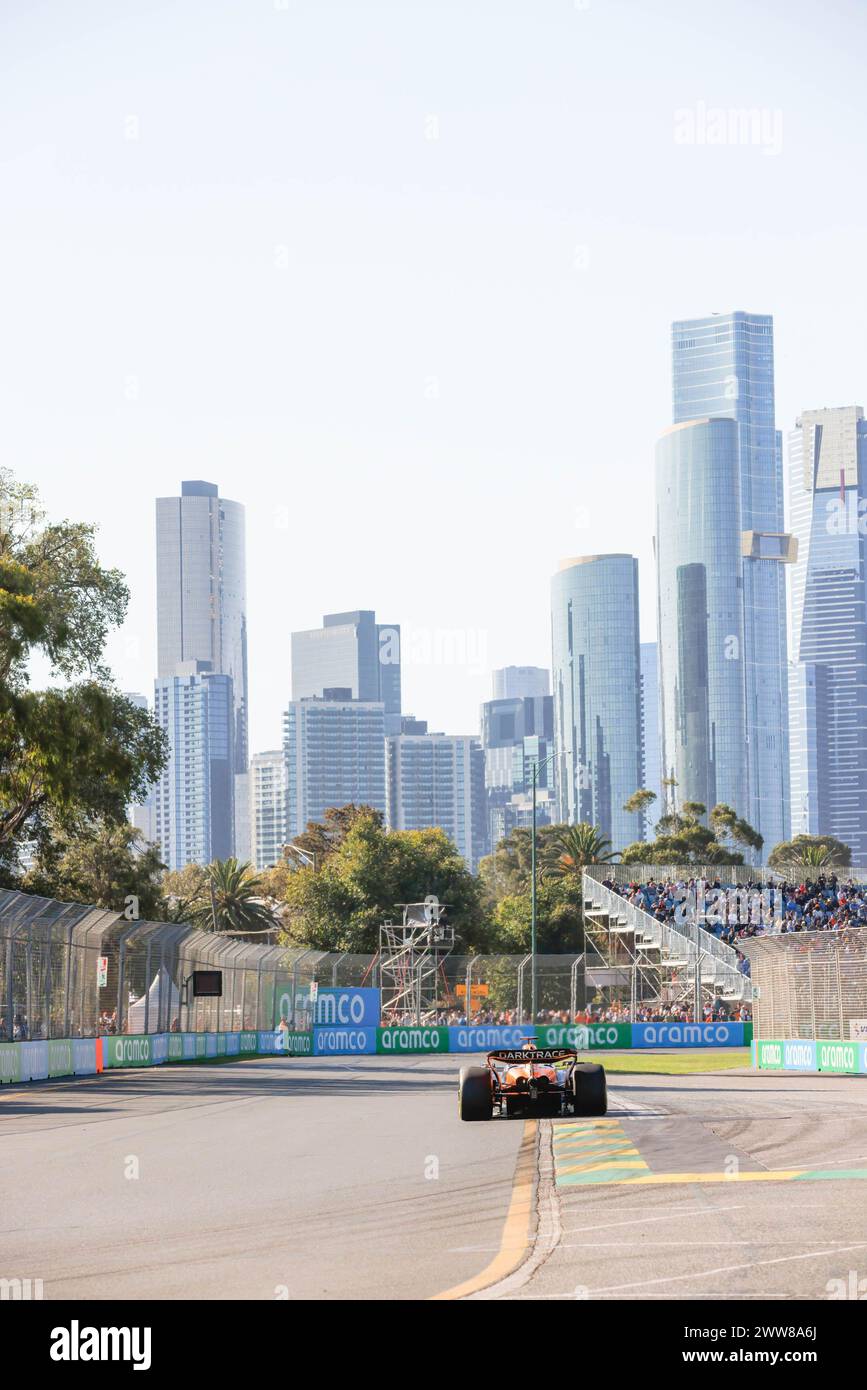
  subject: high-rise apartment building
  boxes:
[152,662,235,871]
[656,418,747,819]
[671,311,792,849]
[156,480,248,771]
[283,692,387,838]
[248,750,288,870]
[551,555,642,852]
[291,611,401,734]
[788,406,867,861]
[386,731,487,870]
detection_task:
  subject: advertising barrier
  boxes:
[313,1025,377,1056]
[377,1025,449,1054]
[631,1021,748,1049]
[0,1009,753,1088]
[312,989,381,1028]
[535,1023,632,1050]
[449,1024,537,1053]
[753,1037,867,1074]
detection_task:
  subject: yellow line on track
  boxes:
[432,1119,538,1300]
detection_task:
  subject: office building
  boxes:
[656,418,747,818]
[491,666,550,700]
[671,311,792,849]
[787,406,867,861]
[639,642,662,834]
[481,693,555,849]
[291,611,401,734]
[551,555,642,851]
[156,480,249,770]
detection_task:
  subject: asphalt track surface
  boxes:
[2,1052,866,1300]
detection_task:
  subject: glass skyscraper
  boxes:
[550,555,642,851]
[291,611,401,735]
[156,480,249,772]
[481,693,555,849]
[656,419,747,817]
[671,311,791,850]
[788,406,867,862]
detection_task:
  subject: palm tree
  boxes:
[541,823,618,880]
[783,842,835,873]
[194,858,280,934]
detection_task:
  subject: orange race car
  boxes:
[458,1039,607,1121]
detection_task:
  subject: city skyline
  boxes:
[5,1,867,750]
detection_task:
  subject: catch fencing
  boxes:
[0,888,606,1039]
[740,928,867,1042]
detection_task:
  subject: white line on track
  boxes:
[501,1241,867,1299]
[559,1205,744,1233]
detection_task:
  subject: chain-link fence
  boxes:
[0,889,599,1036]
[740,929,867,1040]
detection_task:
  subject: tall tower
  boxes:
[550,554,642,852]
[156,480,248,771]
[655,419,747,819]
[788,406,867,862]
[671,312,792,850]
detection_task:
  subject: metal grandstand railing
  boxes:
[581,873,752,1003]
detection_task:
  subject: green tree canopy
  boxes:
[285,804,383,869]
[489,878,584,955]
[0,471,166,868]
[279,812,486,952]
[23,820,165,917]
[478,823,565,902]
[620,802,761,866]
[767,834,852,872]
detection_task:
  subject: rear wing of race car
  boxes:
[487,1048,577,1064]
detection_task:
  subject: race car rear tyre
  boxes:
[571,1062,607,1116]
[459,1066,493,1121]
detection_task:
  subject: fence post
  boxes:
[465,956,478,1025]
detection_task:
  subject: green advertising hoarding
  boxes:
[817,1040,859,1073]
[376,1026,450,1055]
[284,1031,314,1056]
[48,1040,74,1077]
[535,1023,632,1050]
[104,1035,159,1068]
[0,1043,21,1084]
[755,1039,784,1070]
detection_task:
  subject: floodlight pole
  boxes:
[530,750,558,1026]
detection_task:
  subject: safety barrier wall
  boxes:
[753,1038,867,1074]
[311,1020,753,1056]
[0,1019,754,1082]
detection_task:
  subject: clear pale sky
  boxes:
[2,0,866,752]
